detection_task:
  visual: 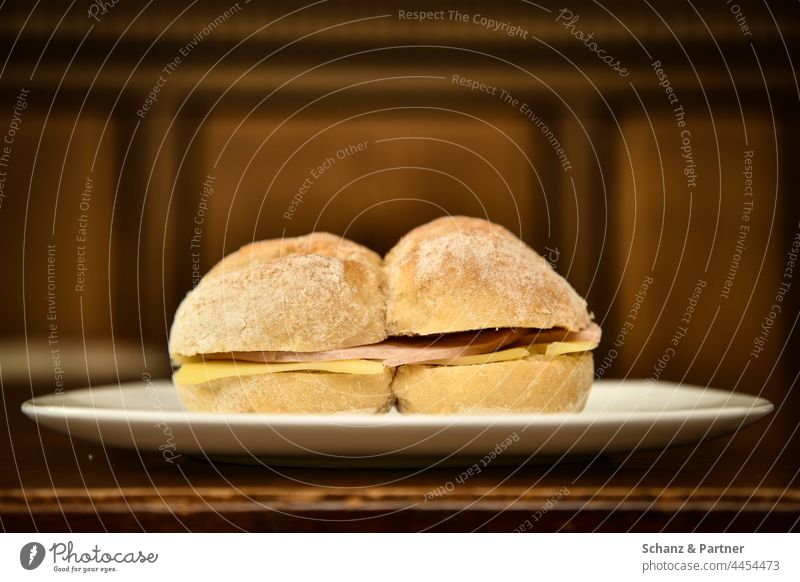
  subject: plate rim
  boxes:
[20,379,775,427]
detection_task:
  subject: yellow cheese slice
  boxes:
[174,359,385,385]
[428,341,600,366]
[543,341,599,357]
[425,347,531,366]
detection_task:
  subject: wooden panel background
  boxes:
[199,114,538,259]
[613,115,782,390]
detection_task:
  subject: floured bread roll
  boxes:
[169,233,393,414]
[384,216,599,414]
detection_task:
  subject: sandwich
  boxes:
[384,216,601,414]
[168,233,394,414]
[169,217,600,415]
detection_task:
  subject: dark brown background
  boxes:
[0,1,797,532]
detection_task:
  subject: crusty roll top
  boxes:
[169,233,386,358]
[384,216,592,335]
[170,218,595,359]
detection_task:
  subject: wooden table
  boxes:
[2,384,798,532]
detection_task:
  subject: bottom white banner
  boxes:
[1,533,796,581]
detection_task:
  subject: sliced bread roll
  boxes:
[169,233,392,414]
[384,216,597,414]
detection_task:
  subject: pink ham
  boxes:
[205,323,601,367]
[212,328,524,367]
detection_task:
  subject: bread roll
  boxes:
[169,232,386,358]
[393,353,593,414]
[385,216,596,414]
[384,216,592,335]
[177,369,394,414]
[170,233,391,414]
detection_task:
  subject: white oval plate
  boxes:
[21,379,773,465]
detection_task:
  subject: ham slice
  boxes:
[205,323,601,367]
[211,328,524,367]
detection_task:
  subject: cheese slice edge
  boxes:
[543,341,600,357]
[174,359,386,385]
[420,340,599,367]
[423,347,531,366]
